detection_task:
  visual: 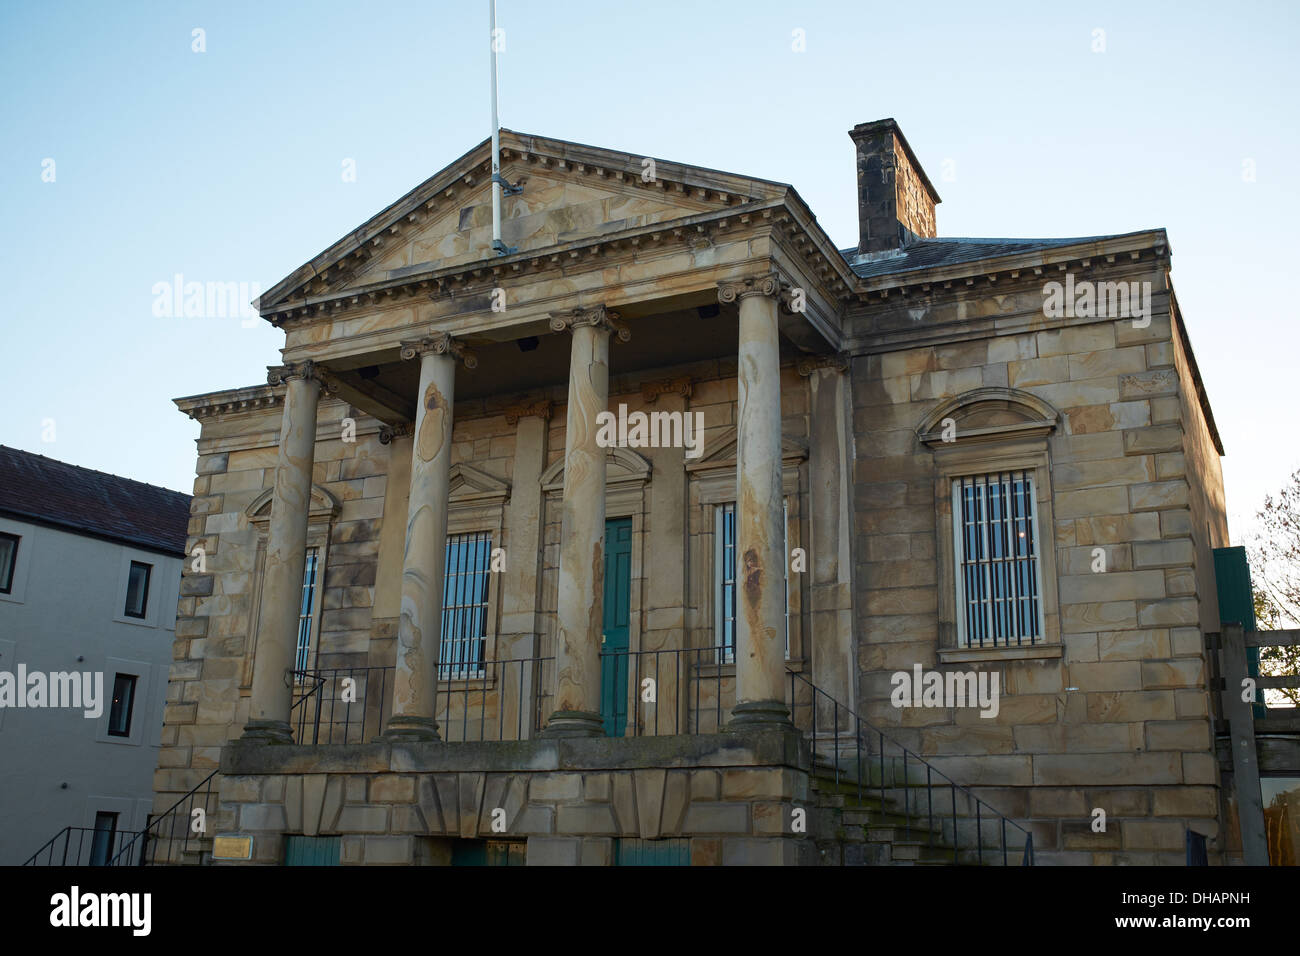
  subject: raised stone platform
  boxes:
[216,729,814,865]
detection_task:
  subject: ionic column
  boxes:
[243,361,328,742]
[383,332,476,741]
[542,305,629,737]
[719,274,792,728]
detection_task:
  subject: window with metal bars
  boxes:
[294,548,319,673]
[715,501,790,663]
[439,531,492,679]
[952,472,1044,647]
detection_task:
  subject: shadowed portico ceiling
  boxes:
[337,303,743,411]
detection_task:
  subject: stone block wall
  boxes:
[845,259,1230,864]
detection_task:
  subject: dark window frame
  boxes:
[0,532,18,594]
[108,673,137,737]
[124,560,152,618]
[89,811,119,867]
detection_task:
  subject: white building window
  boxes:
[124,560,152,618]
[440,531,492,678]
[715,501,789,663]
[952,471,1045,647]
[0,532,18,594]
[107,673,138,737]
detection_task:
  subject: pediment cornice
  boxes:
[262,197,861,334]
[175,385,283,421]
[259,129,793,315]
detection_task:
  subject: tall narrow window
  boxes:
[717,503,737,663]
[124,561,151,618]
[0,533,17,594]
[89,811,118,867]
[108,673,137,737]
[716,501,790,663]
[440,532,492,679]
[295,548,320,673]
[953,472,1044,647]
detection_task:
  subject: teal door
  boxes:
[600,518,633,736]
[284,835,340,866]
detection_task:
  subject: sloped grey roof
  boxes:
[842,234,1129,280]
[0,446,191,557]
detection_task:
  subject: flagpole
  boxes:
[489,0,504,254]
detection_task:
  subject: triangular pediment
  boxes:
[449,463,510,503]
[348,169,719,287]
[685,426,809,473]
[261,130,788,310]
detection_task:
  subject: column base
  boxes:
[540,710,606,738]
[241,719,294,744]
[382,715,442,742]
[725,700,793,731]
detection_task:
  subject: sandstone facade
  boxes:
[158,121,1232,865]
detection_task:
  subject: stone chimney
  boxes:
[849,118,941,255]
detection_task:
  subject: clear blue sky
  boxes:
[2,0,1295,541]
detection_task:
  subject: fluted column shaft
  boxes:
[385,333,474,741]
[720,275,792,728]
[244,362,326,742]
[543,306,627,737]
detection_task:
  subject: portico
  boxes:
[241,277,841,744]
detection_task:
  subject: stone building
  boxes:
[159,119,1233,865]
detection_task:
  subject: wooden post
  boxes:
[1221,623,1269,865]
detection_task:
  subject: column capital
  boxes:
[548,305,630,342]
[796,353,851,377]
[267,360,334,392]
[399,330,478,369]
[503,399,553,425]
[378,422,415,444]
[717,272,781,303]
[641,374,693,404]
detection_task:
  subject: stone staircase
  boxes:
[808,759,1025,866]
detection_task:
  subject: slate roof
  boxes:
[841,234,1132,280]
[0,446,191,556]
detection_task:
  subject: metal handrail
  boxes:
[22,826,141,866]
[787,670,1034,865]
[23,769,219,866]
[107,769,220,866]
[289,658,553,744]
